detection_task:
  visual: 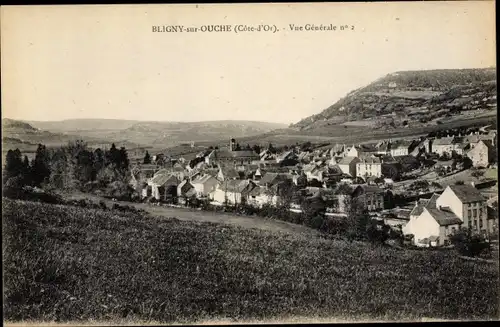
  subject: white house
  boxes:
[356,157,382,178]
[404,184,489,245]
[466,140,491,168]
[190,174,218,199]
[390,142,411,157]
[213,180,256,205]
[403,207,462,247]
[436,184,488,236]
[337,156,360,177]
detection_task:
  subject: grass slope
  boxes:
[3,199,498,324]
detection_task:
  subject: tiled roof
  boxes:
[426,193,439,209]
[410,198,430,217]
[355,184,384,194]
[358,157,382,164]
[449,185,486,203]
[426,208,463,226]
[433,137,454,146]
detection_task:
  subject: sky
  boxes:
[1,1,496,125]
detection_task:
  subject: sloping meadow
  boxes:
[2,199,498,324]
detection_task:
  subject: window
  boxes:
[473,209,477,218]
[479,219,483,228]
[468,210,472,218]
[468,203,472,207]
[468,220,472,228]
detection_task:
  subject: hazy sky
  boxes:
[1,1,496,125]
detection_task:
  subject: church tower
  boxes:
[229,138,236,151]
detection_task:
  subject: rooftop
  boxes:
[426,208,463,226]
[449,184,486,203]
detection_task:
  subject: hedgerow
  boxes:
[3,199,498,323]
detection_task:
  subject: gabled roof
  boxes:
[338,156,359,165]
[259,172,290,186]
[191,174,216,185]
[218,167,240,179]
[448,185,486,203]
[424,193,439,210]
[425,207,463,226]
[410,198,431,217]
[150,173,179,186]
[220,180,254,193]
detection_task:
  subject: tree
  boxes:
[31,144,51,187]
[366,219,391,245]
[252,144,261,154]
[449,228,491,258]
[143,151,152,164]
[345,196,371,241]
[3,149,23,182]
[235,143,242,151]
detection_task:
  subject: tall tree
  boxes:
[3,149,24,183]
[31,144,51,187]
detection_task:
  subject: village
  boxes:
[129,125,498,248]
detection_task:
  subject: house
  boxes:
[276,151,299,166]
[404,206,463,247]
[356,157,382,178]
[432,137,464,156]
[217,166,240,182]
[258,172,291,188]
[329,144,345,157]
[404,184,490,245]
[436,184,489,237]
[376,141,391,155]
[247,181,288,208]
[321,184,354,215]
[351,185,385,211]
[466,140,492,168]
[381,208,411,229]
[177,179,195,198]
[190,173,218,199]
[213,180,256,205]
[337,156,361,177]
[346,144,378,158]
[148,172,180,201]
[390,141,411,157]
[259,149,275,161]
[209,147,260,166]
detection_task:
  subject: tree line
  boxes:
[3,141,132,198]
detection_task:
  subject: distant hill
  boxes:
[1,118,116,150]
[27,119,141,132]
[292,68,496,131]
[26,119,287,148]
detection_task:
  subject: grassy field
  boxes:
[3,199,498,324]
[64,192,317,235]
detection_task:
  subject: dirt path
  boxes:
[65,192,318,236]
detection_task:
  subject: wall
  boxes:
[403,209,440,245]
[436,187,464,220]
